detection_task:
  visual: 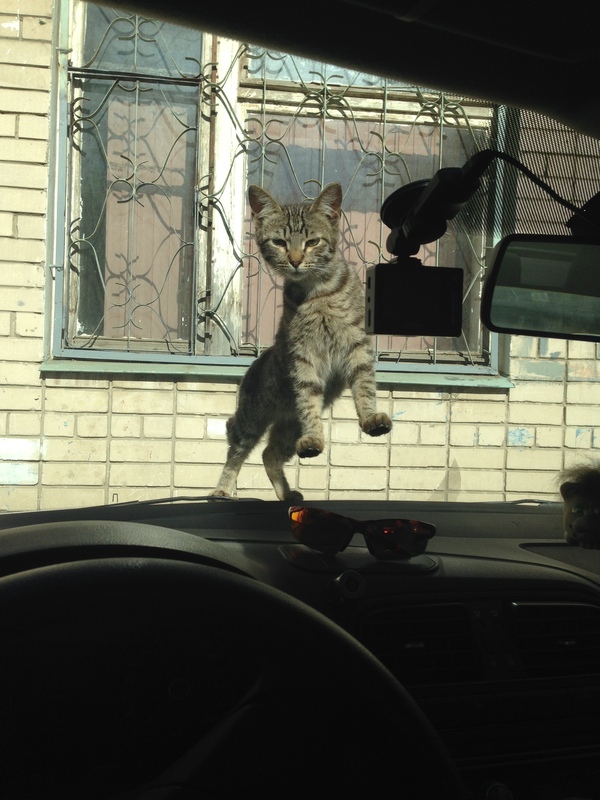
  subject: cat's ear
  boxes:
[248,185,281,218]
[311,183,343,220]
[560,481,577,499]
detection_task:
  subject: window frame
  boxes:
[44,0,505,386]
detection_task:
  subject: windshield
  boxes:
[1,0,599,516]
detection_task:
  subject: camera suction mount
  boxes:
[381,179,447,258]
[381,150,495,259]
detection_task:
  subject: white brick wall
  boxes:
[0,5,598,512]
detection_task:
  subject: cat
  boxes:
[559,461,600,548]
[211,182,392,502]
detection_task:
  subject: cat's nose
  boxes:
[289,258,302,269]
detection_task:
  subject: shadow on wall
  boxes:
[432,459,459,501]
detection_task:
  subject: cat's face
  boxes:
[249,184,343,282]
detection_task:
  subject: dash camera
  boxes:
[365,259,463,337]
[365,152,493,337]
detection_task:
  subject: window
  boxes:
[59,3,201,357]
[50,1,501,376]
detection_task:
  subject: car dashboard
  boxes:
[1,499,599,800]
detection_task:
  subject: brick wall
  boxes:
[1,4,598,512]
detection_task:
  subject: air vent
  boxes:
[509,602,600,678]
[357,603,483,685]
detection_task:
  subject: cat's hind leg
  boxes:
[262,419,303,502]
[211,415,264,498]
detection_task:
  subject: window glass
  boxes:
[66,5,200,354]
[82,4,202,78]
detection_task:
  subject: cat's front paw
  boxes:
[209,489,231,498]
[361,413,392,437]
[296,435,324,459]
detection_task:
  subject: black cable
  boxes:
[481,148,600,230]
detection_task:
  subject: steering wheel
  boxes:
[0,521,467,800]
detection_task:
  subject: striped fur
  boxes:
[211,183,392,501]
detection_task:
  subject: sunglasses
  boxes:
[288,506,436,559]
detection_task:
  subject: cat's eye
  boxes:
[305,238,320,248]
[272,238,287,248]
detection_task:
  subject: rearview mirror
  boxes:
[481,234,600,342]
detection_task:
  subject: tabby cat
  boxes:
[211,182,392,502]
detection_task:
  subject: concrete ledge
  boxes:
[40,357,514,390]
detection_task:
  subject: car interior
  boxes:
[2,2,600,799]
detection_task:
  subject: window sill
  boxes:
[41,357,514,389]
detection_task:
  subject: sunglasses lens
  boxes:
[289,507,352,553]
[364,519,435,558]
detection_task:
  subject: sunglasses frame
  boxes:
[288,506,436,559]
